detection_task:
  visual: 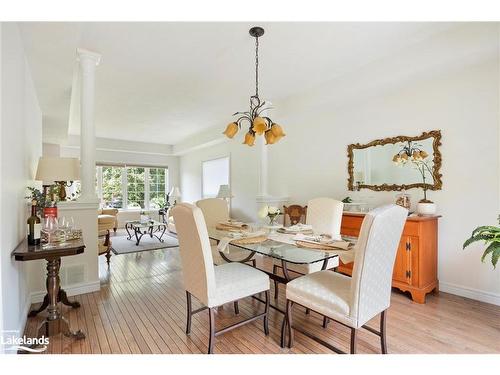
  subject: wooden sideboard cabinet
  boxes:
[338,212,440,304]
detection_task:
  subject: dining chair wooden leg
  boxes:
[272,265,279,299]
[263,290,270,335]
[286,299,294,348]
[185,291,192,334]
[234,301,239,315]
[322,316,329,328]
[208,307,216,354]
[380,310,388,354]
[350,328,357,354]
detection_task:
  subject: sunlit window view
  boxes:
[95,165,168,209]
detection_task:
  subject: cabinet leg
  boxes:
[410,290,427,304]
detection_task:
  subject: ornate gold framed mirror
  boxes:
[347,130,442,191]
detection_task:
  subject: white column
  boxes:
[258,135,268,198]
[257,103,270,198]
[77,48,101,202]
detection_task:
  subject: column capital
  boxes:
[76,48,101,66]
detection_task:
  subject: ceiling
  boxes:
[19,22,456,145]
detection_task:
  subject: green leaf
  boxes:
[491,247,500,269]
[463,233,494,249]
[481,242,500,263]
[471,226,500,237]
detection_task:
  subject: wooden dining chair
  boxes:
[281,204,408,354]
[172,203,270,354]
[283,205,307,226]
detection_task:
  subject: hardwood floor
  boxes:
[23,243,500,354]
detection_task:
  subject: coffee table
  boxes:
[125,220,167,246]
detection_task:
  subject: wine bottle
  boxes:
[27,199,41,245]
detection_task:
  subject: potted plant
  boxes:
[463,216,500,268]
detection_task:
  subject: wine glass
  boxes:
[42,216,57,244]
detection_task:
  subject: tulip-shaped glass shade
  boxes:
[223,122,239,138]
[252,117,267,135]
[243,132,256,146]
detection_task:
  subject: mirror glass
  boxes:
[348,131,442,191]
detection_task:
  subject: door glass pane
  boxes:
[102,166,123,208]
[149,167,167,209]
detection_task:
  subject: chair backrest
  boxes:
[171,203,216,306]
[195,198,230,228]
[283,205,307,226]
[305,198,344,240]
[349,204,407,327]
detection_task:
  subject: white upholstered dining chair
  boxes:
[272,197,344,300]
[172,203,270,354]
[281,204,408,354]
[196,198,257,267]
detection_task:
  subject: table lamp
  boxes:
[169,186,181,205]
[216,184,233,200]
[35,157,80,201]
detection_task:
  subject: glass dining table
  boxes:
[207,227,340,313]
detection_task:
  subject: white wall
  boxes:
[58,140,180,191]
[180,25,500,305]
[180,141,262,222]
[0,23,43,338]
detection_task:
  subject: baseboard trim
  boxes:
[14,292,33,341]
[30,280,101,304]
[440,281,500,306]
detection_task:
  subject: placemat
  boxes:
[232,235,268,245]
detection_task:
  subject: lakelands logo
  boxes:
[2,330,49,353]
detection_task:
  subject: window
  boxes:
[202,156,230,198]
[149,167,166,209]
[95,165,168,210]
[126,167,145,209]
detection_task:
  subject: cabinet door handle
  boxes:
[406,241,411,251]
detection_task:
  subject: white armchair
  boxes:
[172,203,270,354]
[196,198,256,267]
[281,204,408,354]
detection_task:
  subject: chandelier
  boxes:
[223,26,285,146]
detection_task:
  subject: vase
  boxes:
[417,202,437,216]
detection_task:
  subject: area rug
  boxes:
[111,233,179,255]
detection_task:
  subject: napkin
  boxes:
[216,220,249,231]
[217,230,266,253]
[293,233,352,250]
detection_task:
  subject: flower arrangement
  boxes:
[393,142,434,202]
[258,205,281,226]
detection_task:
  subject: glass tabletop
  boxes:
[207,227,340,265]
[126,220,165,228]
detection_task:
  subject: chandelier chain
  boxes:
[255,36,259,98]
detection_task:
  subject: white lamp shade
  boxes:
[35,157,80,184]
[169,186,181,198]
[216,184,233,199]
